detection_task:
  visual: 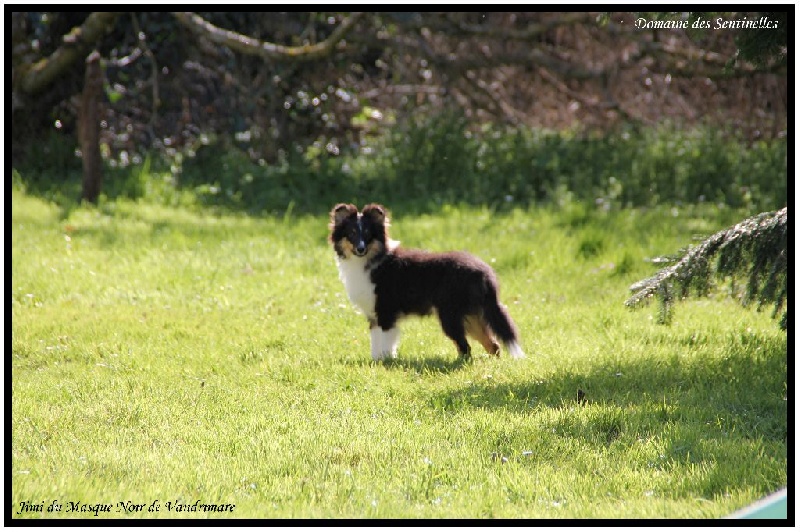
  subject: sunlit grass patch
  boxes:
[11,187,786,519]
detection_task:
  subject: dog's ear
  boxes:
[362,203,388,226]
[331,203,357,226]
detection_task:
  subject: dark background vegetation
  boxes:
[10,11,788,214]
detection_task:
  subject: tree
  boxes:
[619,12,788,330]
[11,11,788,171]
[79,50,104,203]
[12,12,120,97]
[626,207,787,329]
[171,12,365,61]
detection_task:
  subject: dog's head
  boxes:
[329,203,390,259]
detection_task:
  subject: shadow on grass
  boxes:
[383,354,471,374]
[340,353,470,374]
[429,333,788,499]
[431,331,787,438]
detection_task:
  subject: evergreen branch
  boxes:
[626,207,787,328]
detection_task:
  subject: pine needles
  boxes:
[626,207,787,328]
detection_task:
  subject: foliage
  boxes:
[14,118,788,217]
[733,12,789,68]
[688,11,789,68]
[11,11,788,170]
[627,208,788,329]
[11,186,786,518]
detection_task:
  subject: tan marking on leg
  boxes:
[464,315,501,356]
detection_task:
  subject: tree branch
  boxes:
[626,207,788,328]
[171,12,365,61]
[443,12,594,40]
[17,12,121,95]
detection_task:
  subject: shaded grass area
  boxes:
[10,185,787,519]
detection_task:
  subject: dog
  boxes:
[329,203,525,361]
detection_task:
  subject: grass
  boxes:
[10,185,787,519]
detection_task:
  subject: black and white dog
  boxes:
[329,203,525,361]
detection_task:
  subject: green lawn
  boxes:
[11,186,787,519]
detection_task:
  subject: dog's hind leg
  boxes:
[438,310,471,359]
[465,315,501,356]
[482,293,526,359]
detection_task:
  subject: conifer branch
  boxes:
[626,207,787,328]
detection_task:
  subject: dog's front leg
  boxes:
[382,326,400,359]
[370,324,400,361]
[370,325,384,360]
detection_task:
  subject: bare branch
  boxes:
[104,47,142,69]
[362,85,447,99]
[129,13,160,131]
[444,12,595,40]
[387,29,605,81]
[171,12,365,61]
[460,71,522,125]
[17,12,121,95]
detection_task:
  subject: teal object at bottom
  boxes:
[726,488,788,519]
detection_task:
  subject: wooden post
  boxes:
[80,50,104,203]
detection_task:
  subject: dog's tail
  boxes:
[483,289,526,359]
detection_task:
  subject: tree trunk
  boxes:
[80,50,104,204]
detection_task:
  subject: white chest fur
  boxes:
[336,256,376,320]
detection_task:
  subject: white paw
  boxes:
[370,326,400,361]
[507,342,526,359]
[371,350,394,361]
